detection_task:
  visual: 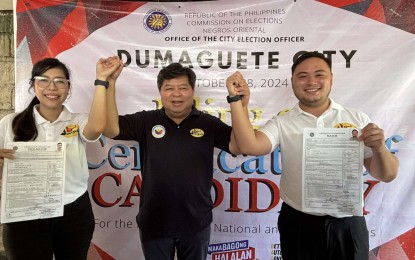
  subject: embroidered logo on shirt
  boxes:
[152,125,166,138]
[60,124,79,137]
[334,123,357,128]
[190,128,204,138]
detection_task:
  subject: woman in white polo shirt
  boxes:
[0,57,120,259]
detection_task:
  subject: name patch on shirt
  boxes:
[190,128,204,138]
[61,124,79,137]
[333,122,357,128]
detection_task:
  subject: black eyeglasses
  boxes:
[33,76,70,89]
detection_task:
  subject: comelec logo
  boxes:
[143,9,172,34]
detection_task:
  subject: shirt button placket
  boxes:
[316,117,325,128]
[46,124,53,141]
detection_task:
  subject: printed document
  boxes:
[1,142,66,223]
[302,128,363,216]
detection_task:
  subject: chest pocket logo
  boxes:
[334,123,357,128]
[61,124,79,137]
[152,125,166,138]
[190,128,204,138]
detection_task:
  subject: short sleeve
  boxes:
[77,113,101,143]
[258,116,280,153]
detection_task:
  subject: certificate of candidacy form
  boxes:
[1,142,66,223]
[302,128,364,216]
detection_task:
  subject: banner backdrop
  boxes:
[14,0,415,259]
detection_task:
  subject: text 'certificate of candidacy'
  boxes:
[302,128,364,216]
[1,142,66,223]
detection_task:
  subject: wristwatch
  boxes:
[94,79,109,89]
[227,95,242,103]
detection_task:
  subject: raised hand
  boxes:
[106,56,124,83]
[96,56,122,81]
[226,71,250,107]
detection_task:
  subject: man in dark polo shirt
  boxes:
[103,58,249,260]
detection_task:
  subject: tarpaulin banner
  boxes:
[14,0,415,259]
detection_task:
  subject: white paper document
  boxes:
[302,128,364,216]
[1,142,66,223]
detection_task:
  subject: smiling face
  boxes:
[291,57,333,116]
[33,67,70,114]
[159,75,195,124]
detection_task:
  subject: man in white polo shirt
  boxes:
[225,51,399,260]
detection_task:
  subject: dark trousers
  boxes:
[140,224,211,260]
[3,191,95,260]
[278,202,369,260]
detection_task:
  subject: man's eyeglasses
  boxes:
[33,76,70,89]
